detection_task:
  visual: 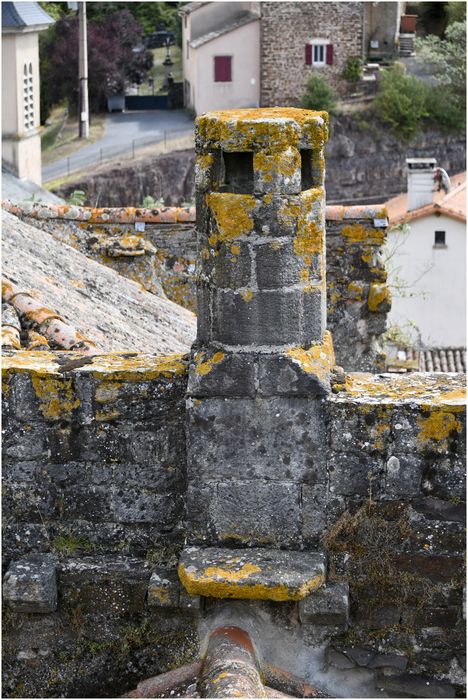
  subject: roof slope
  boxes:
[386,172,466,225]
[2,1,54,29]
[2,210,196,354]
[190,12,259,48]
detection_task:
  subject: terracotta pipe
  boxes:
[199,626,266,698]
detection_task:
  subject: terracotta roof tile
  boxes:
[387,346,466,373]
[386,172,466,225]
[2,278,98,354]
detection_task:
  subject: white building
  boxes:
[180,2,261,115]
[385,161,466,348]
[2,2,54,185]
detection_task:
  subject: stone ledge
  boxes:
[178,546,326,601]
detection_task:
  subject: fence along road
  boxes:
[42,109,194,184]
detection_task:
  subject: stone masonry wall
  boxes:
[3,201,391,371]
[2,352,199,698]
[260,2,364,105]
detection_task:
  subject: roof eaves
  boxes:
[189,12,259,48]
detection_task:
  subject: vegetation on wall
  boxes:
[301,75,337,115]
[374,64,429,140]
[342,56,362,83]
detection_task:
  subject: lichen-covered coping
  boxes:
[2,350,189,381]
[334,373,466,407]
[1,200,388,224]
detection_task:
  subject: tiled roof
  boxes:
[2,200,387,225]
[2,210,196,355]
[2,1,54,29]
[387,346,466,373]
[386,172,466,225]
[2,279,98,354]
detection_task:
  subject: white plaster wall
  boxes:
[193,20,260,115]
[386,214,466,347]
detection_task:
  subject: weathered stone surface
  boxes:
[188,351,256,397]
[178,546,325,601]
[299,583,349,627]
[374,672,456,698]
[147,569,180,608]
[186,397,327,483]
[325,648,355,670]
[3,555,57,613]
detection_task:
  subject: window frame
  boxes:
[434,230,447,248]
[214,55,232,83]
[313,44,326,66]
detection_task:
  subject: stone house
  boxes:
[1,2,54,185]
[181,1,404,114]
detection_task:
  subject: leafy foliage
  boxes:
[416,19,466,132]
[374,64,429,140]
[343,56,362,83]
[86,2,180,34]
[40,10,153,116]
[301,75,337,114]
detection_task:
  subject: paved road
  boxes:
[42,110,194,182]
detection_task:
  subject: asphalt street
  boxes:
[42,109,194,182]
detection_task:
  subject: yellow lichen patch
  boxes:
[230,244,241,256]
[149,586,170,606]
[417,409,463,448]
[339,373,467,406]
[196,153,215,170]
[95,408,120,422]
[341,224,385,245]
[270,240,281,251]
[89,353,189,382]
[31,376,80,421]
[207,193,256,242]
[195,351,225,376]
[347,281,365,301]
[368,284,391,312]
[253,147,300,180]
[240,290,253,302]
[178,563,324,602]
[286,330,335,383]
[300,268,310,283]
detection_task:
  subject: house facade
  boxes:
[385,163,466,348]
[181,1,405,115]
[2,2,54,185]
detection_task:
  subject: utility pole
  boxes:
[78,1,89,139]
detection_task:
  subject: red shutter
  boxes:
[305,44,312,65]
[326,44,334,65]
[214,56,232,82]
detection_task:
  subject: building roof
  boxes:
[2,2,54,30]
[2,210,196,355]
[1,169,64,205]
[190,11,260,48]
[386,346,466,374]
[386,172,466,225]
[179,2,209,16]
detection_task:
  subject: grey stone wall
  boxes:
[260,2,364,105]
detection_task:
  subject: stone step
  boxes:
[178,546,326,602]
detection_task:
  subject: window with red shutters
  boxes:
[214,56,232,82]
[305,44,312,65]
[326,44,334,65]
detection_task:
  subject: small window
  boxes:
[434,230,446,247]
[214,56,232,82]
[313,44,325,65]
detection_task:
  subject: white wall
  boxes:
[192,20,260,115]
[386,214,466,347]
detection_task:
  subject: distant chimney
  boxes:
[406,158,437,211]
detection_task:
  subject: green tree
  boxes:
[301,75,337,114]
[374,64,429,140]
[416,19,466,132]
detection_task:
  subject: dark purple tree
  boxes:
[41,9,153,115]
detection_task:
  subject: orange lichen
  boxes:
[286,330,335,382]
[206,193,256,242]
[31,375,80,421]
[368,283,391,312]
[341,224,386,245]
[417,409,463,447]
[195,351,225,376]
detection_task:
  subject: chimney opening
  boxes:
[220,151,254,194]
[300,149,314,190]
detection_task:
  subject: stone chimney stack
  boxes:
[186,108,333,550]
[407,157,437,211]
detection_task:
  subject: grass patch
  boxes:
[41,105,68,150]
[42,113,106,165]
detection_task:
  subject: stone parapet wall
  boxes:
[3,200,390,371]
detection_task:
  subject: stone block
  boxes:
[299,583,349,627]
[147,569,180,608]
[178,587,201,609]
[212,288,303,346]
[209,240,252,290]
[214,480,302,548]
[196,281,212,344]
[385,454,424,497]
[59,556,152,614]
[254,239,307,289]
[111,490,182,527]
[3,554,57,613]
[187,351,256,397]
[186,397,327,483]
[302,287,326,345]
[253,147,302,194]
[257,355,330,397]
[329,451,384,496]
[186,483,217,545]
[302,483,328,542]
[179,546,325,601]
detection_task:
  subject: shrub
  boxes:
[343,56,362,83]
[301,75,337,114]
[374,64,429,139]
